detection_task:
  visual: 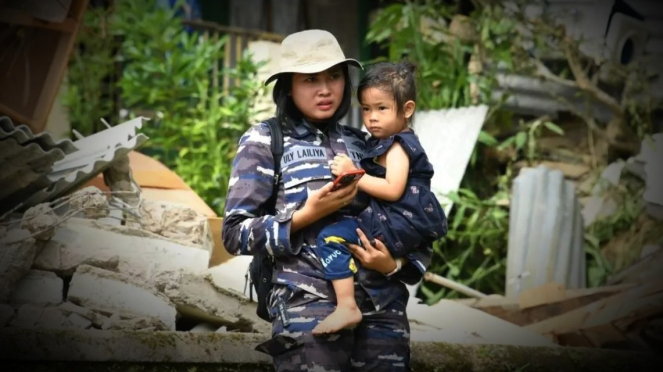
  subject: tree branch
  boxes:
[560,37,624,119]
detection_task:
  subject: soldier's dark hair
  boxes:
[272,63,353,129]
[357,60,417,124]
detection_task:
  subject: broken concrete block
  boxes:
[67,265,177,330]
[21,203,58,241]
[33,218,208,280]
[125,200,210,249]
[161,271,269,334]
[0,304,14,327]
[8,305,71,329]
[10,270,63,307]
[68,186,109,219]
[206,255,253,301]
[0,229,37,303]
[9,305,43,328]
[103,316,169,331]
[58,301,108,327]
[67,313,92,329]
[37,307,72,329]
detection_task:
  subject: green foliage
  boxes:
[423,188,510,301]
[498,118,565,164]
[583,175,646,286]
[112,0,267,213]
[63,7,118,136]
[366,2,478,109]
[62,0,267,214]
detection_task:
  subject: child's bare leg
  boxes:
[312,277,362,335]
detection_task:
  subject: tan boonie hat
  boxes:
[264,29,362,85]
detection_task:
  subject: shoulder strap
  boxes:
[264,117,283,214]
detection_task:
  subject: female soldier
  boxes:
[222,29,433,371]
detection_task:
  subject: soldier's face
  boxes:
[291,66,345,123]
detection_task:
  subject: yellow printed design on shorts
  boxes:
[349,258,357,273]
[324,236,346,244]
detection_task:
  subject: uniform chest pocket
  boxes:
[281,161,333,189]
[280,145,332,187]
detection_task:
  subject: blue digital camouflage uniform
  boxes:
[222,118,433,371]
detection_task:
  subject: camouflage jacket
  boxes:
[222,119,432,311]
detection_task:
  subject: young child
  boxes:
[312,61,448,335]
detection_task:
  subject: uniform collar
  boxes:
[288,118,340,139]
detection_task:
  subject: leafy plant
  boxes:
[423,187,511,301]
[498,118,565,164]
[63,5,118,136]
[365,1,482,109]
[110,0,266,213]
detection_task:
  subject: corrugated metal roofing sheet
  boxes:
[0,116,79,215]
[506,165,586,299]
[17,117,149,210]
[411,105,489,215]
[0,116,149,216]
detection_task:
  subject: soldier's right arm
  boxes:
[222,125,295,257]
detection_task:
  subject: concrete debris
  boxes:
[9,305,72,329]
[0,229,37,303]
[68,186,109,219]
[189,322,219,333]
[126,200,210,249]
[0,225,6,240]
[206,256,253,301]
[407,299,556,346]
[58,301,108,327]
[601,161,625,186]
[33,218,208,280]
[10,270,63,307]
[160,270,269,334]
[20,203,58,240]
[0,304,14,327]
[67,313,92,329]
[102,314,168,331]
[67,265,177,331]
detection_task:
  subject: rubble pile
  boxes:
[0,186,270,335]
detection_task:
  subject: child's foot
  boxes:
[312,305,362,335]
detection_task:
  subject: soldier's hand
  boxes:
[304,180,358,218]
[347,228,398,275]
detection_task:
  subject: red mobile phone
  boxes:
[331,169,365,191]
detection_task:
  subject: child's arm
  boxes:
[332,143,409,202]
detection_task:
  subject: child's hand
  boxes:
[331,154,358,176]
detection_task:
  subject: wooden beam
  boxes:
[0,9,78,33]
[31,0,89,133]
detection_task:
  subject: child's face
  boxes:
[360,87,408,139]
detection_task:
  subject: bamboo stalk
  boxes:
[424,272,488,299]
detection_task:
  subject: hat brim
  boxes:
[264,58,363,86]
